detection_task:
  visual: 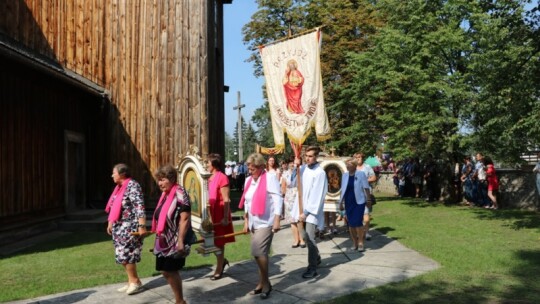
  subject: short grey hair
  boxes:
[246,153,266,168]
[113,163,131,178]
[155,164,178,184]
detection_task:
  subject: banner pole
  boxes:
[292,141,304,229]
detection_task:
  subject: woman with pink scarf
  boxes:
[105,163,146,295]
[206,153,235,280]
[152,164,193,304]
[239,153,283,300]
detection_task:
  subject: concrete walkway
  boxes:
[8,226,439,304]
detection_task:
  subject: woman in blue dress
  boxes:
[339,158,371,252]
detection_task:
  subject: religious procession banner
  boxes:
[259,29,330,153]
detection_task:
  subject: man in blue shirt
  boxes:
[236,161,247,192]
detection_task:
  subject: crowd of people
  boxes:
[386,154,440,202]
[380,152,499,209]
[459,152,499,209]
[102,147,426,302]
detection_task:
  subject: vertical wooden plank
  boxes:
[36,0,47,55]
[96,0,104,84]
[0,68,6,215]
[57,0,66,64]
[83,0,92,78]
[138,0,149,166]
[118,0,126,126]
[149,0,159,172]
[157,0,168,167]
[181,0,189,155]
[16,2,32,46]
[26,0,36,49]
[189,0,200,149]
[75,0,84,74]
[127,0,136,149]
[46,0,56,58]
[8,74,15,214]
[148,0,157,174]
[173,0,183,157]
[0,1,10,35]
[7,0,20,42]
[165,0,175,163]
[104,0,113,88]
[199,0,208,156]
[112,0,119,113]
[65,0,74,69]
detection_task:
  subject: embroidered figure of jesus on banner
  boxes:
[283,59,304,114]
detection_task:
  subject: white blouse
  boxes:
[244,173,283,230]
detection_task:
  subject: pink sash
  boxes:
[152,184,179,236]
[238,172,267,216]
[105,178,132,223]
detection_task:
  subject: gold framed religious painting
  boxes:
[325,164,342,196]
[183,168,201,217]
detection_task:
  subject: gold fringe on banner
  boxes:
[255,144,285,155]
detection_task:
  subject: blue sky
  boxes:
[223,1,263,136]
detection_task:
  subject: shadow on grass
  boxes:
[402,199,439,208]
[375,196,401,202]
[372,226,397,238]
[503,249,540,303]
[399,197,540,230]
[470,208,540,230]
[327,280,492,304]
[3,232,110,259]
[328,254,538,304]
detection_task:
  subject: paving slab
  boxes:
[6,224,439,304]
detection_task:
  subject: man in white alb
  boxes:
[294,146,327,279]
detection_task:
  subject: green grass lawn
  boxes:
[327,194,540,304]
[0,224,251,302]
[2,193,539,303]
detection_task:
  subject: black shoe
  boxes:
[302,269,318,279]
[210,258,229,280]
[317,256,322,265]
[291,242,300,248]
[260,286,272,299]
[250,288,262,295]
[300,243,306,248]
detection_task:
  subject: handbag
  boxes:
[154,226,197,259]
[370,194,377,205]
[184,226,197,245]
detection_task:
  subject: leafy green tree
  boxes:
[343,0,540,163]
[233,115,258,161]
[243,123,258,159]
[341,0,472,160]
[251,101,275,148]
[465,0,540,162]
[224,132,236,162]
